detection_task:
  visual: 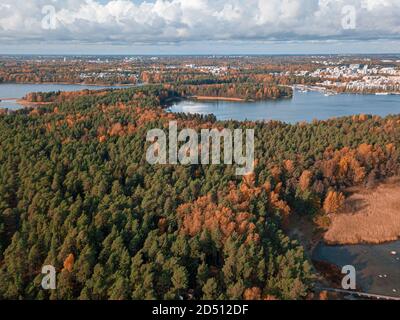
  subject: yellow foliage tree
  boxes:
[323,191,345,214]
[299,170,312,192]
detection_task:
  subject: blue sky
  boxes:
[0,0,399,55]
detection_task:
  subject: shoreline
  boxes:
[16,99,52,107]
[171,94,293,105]
[295,84,400,96]
[187,95,292,102]
[190,95,252,102]
[0,99,52,109]
[323,237,400,247]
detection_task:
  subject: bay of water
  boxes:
[170,91,400,123]
[0,83,129,110]
[313,241,400,297]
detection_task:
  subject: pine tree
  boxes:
[202,278,219,300]
[108,276,129,300]
[171,266,189,298]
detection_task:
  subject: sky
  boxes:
[0,0,399,55]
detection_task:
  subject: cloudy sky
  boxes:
[0,0,399,54]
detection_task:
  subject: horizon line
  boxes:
[1,53,400,57]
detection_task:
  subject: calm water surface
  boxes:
[170,91,400,123]
[0,83,130,110]
[313,241,400,297]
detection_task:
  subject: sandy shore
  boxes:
[15,99,52,107]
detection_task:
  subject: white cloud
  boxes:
[0,0,399,44]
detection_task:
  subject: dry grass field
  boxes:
[324,178,400,245]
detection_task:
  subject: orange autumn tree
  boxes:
[283,159,295,174]
[243,287,262,300]
[318,143,396,188]
[177,194,259,244]
[299,170,312,192]
[63,253,75,273]
[177,180,291,244]
[235,179,290,226]
[319,146,368,186]
[323,191,345,215]
[338,153,365,184]
[269,187,291,228]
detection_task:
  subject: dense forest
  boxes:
[23,90,102,103]
[168,83,293,101]
[0,85,399,300]
[23,82,293,104]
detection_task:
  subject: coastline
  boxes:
[323,236,400,246]
[16,99,52,107]
[188,95,292,102]
[295,84,400,96]
[190,95,251,102]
